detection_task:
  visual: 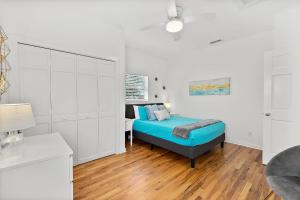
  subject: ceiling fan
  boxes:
[139,0,216,41]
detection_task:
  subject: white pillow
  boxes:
[154,109,170,121]
[133,106,140,119]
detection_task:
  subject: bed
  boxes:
[125,103,225,168]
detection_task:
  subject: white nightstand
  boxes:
[125,118,135,146]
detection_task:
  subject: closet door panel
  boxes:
[77,56,98,116]
[52,72,76,116]
[51,52,76,72]
[52,120,77,163]
[19,45,50,70]
[98,61,116,156]
[98,58,115,117]
[77,56,99,163]
[99,117,115,156]
[51,51,76,118]
[98,60,115,76]
[19,44,51,136]
[22,69,51,117]
[24,123,50,137]
[77,56,98,75]
[77,118,98,163]
[99,76,115,116]
[77,75,98,115]
[51,51,77,164]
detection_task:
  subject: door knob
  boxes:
[265,113,271,116]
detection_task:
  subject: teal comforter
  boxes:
[133,116,225,147]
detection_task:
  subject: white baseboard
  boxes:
[225,139,262,150]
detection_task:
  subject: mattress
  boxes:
[133,116,225,147]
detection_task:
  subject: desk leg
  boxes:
[130,130,133,146]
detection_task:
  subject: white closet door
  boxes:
[77,118,98,163]
[52,120,77,158]
[51,51,78,163]
[19,45,51,136]
[18,44,118,164]
[98,60,116,156]
[77,56,99,163]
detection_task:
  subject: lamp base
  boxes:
[3,131,23,145]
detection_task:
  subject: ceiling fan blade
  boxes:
[233,0,268,9]
[167,0,177,18]
[184,13,216,24]
[183,16,196,23]
[140,22,164,31]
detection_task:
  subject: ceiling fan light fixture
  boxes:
[166,19,183,33]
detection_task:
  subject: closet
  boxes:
[18,43,117,165]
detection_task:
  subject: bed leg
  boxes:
[221,142,224,148]
[150,144,154,150]
[191,159,196,168]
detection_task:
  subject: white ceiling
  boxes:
[112,0,299,56]
[1,0,299,57]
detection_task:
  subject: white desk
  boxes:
[0,133,73,200]
[125,118,135,146]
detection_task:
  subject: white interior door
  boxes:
[77,56,99,164]
[98,60,116,156]
[263,49,299,164]
[51,51,78,163]
[19,45,51,136]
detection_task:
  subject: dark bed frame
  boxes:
[125,103,225,168]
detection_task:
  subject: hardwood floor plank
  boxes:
[74,140,282,200]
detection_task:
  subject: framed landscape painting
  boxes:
[189,77,231,96]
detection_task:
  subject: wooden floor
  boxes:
[74,140,281,200]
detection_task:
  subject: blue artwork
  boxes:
[189,77,231,96]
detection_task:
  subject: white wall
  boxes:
[0,1,126,153]
[166,32,274,149]
[126,46,168,104]
[274,6,300,49]
[0,3,8,104]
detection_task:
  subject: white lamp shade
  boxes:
[164,102,171,109]
[0,103,35,132]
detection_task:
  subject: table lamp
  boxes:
[164,102,171,111]
[0,103,35,145]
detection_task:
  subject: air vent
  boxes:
[234,0,267,8]
[209,39,223,45]
[240,0,258,4]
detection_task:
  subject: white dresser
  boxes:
[0,133,73,200]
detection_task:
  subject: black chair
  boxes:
[266,146,300,200]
